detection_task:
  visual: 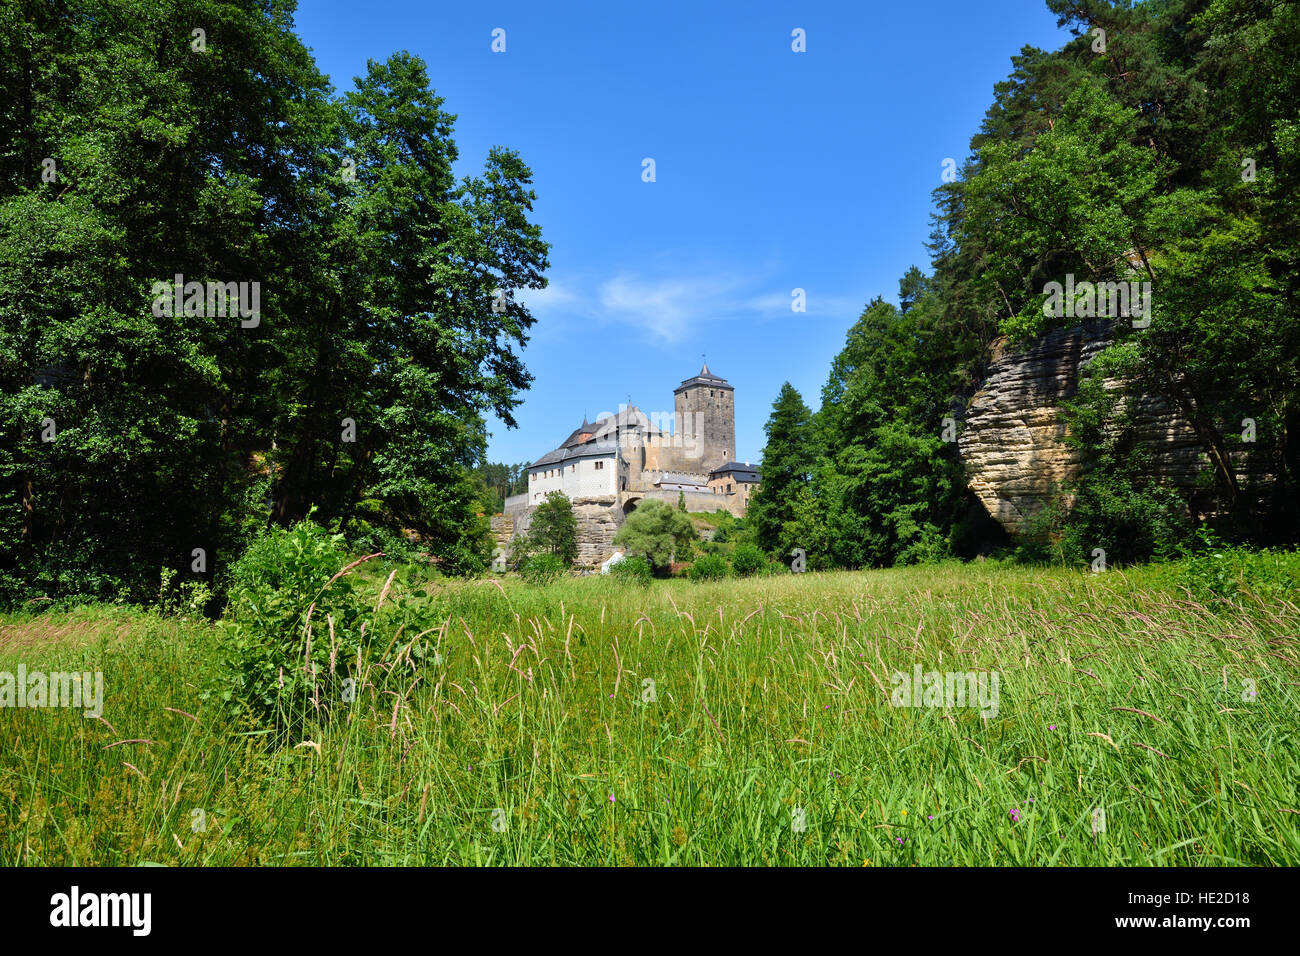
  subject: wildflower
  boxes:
[608,793,615,803]
[927,815,934,820]
[1009,808,1021,823]
[1049,724,1057,731]
[900,810,907,815]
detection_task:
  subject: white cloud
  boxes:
[516,281,580,315]
[597,272,752,343]
[514,267,865,343]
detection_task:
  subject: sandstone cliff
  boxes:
[958,320,1210,534]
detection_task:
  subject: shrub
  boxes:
[688,553,731,580]
[608,555,652,586]
[210,519,440,736]
[612,499,697,575]
[1057,471,1191,567]
[213,521,368,733]
[520,552,567,585]
[731,543,765,577]
[1166,532,1300,606]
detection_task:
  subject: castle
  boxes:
[496,363,760,568]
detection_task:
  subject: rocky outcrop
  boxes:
[503,496,625,569]
[489,514,513,552]
[572,496,624,568]
[959,320,1208,534]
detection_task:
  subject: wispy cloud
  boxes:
[516,281,580,315]
[597,272,754,343]
[516,268,866,344]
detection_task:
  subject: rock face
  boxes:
[506,495,625,569]
[959,320,1208,534]
[572,497,624,568]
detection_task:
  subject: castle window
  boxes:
[595,461,604,470]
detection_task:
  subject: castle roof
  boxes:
[560,417,600,448]
[530,440,619,469]
[709,461,760,483]
[674,363,732,393]
[655,472,708,488]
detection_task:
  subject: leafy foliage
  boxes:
[606,554,652,587]
[730,543,765,577]
[524,491,578,567]
[0,2,548,605]
[612,499,697,575]
[209,519,438,735]
[520,552,567,586]
[687,553,730,581]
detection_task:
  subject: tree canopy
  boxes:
[0,0,549,603]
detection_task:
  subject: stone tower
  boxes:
[673,362,734,474]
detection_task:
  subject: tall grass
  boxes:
[2,561,1298,865]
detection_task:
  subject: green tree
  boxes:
[749,383,814,555]
[0,4,550,602]
[527,491,578,567]
[612,500,697,575]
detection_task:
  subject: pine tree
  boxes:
[749,383,813,556]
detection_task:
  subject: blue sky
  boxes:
[293,0,1074,467]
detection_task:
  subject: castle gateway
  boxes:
[497,363,760,568]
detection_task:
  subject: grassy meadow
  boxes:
[2,560,1299,866]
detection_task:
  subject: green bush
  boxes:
[1166,533,1300,606]
[212,521,361,732]
[210,519,439,736]
[612,499,697,575]
[1058,472,1191,567]
[607,555,652,587]
[731,543,765,577]
[520,552,568,585]
[687,553,731,580]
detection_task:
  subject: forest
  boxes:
[749,0,1299,570]
[1,0,549,604]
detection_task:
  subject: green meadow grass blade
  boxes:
[2,560,1298,865]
